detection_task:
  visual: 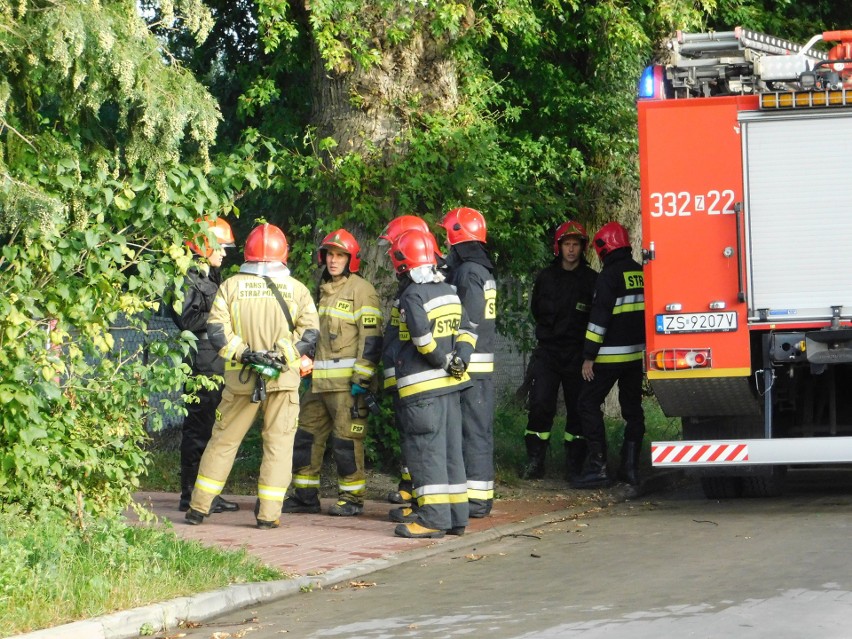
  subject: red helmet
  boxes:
[389,229,438,275]
[552,220,588,256]
[378,215,430,245]
[187,217,236,258]
[439,207,486,244]
[593,222,630,259]
[317,228,361,273]
[244,223,289,263]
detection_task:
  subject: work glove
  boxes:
[240,349,262,365]
[351,383,368,396]
[299,354,314,378]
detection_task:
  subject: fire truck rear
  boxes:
[640,27,852,497]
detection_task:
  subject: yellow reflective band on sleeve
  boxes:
[353,363,376,377]
[416,340,438,355]
[457,332,477,347]
[221,336,244,364]
[585,330,604,344]
[524,430,551,441]
[613,303,645,314]
[357,306,383,326]
[466,361,494,373]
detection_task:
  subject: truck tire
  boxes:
[700,476,743,499]
[686,416,786,498]
[742,467,787,498]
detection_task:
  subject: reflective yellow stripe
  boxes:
[647,367,751,379]
[339,479,366,493]
[613,303,645,314]
[467,487,493,500]
[595,352,644,363]
[398,373,469,398]
[585,330,604,343]
[416,340,437,355]
[258,484,287,500]
[457,333,477,347]
[195,474,225,495]
[524,430,551,441]
[467,361,494,373]
[292,474,320,488]
[312,367,354,379]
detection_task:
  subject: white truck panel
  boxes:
[741,110,852,321]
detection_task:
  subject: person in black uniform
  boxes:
[521,221,597,481]
[572,221,646,489]
[171,217,240,514]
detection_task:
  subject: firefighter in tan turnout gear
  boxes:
[282,229,383,517]
[186,223,319,529]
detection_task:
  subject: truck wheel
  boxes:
[742,467,787,498]
[700,476,743,499]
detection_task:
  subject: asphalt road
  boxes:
[176,469,852,638]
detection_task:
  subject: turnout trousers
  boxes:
[461,376,495,517]
[190,387,300,523]
[291,387,368,505]
[577,361,645,450]
[524,348,585,457]
[399,392,468,531]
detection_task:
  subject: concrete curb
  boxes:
[7,472,681,639]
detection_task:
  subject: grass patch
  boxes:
[0,507,282,637]
[493,393,681,485]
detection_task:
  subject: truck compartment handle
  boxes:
[735,202,745,303]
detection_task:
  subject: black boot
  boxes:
[572,444,610,489]
[564,439,588,482]
[521,435,547,479]
[617,440,642,486]
[212,495,240,513]
[179,465,197,512]
[282,487,322,514]
[521,454,546,479]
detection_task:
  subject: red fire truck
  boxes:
[640,27,852,497]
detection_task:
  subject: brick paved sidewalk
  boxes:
[133,491,576,576]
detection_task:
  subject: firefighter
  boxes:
[377,215,434,506]
[171,217,240,514]
[282,229,383,517]
[387,228,475,538]
[572,221,646,489]
[438,207,497,518]
[521,221,597,481]
[186,223,320,528]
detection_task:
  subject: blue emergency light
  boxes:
[638,65,664,99]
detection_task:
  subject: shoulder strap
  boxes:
[262,276,295,333]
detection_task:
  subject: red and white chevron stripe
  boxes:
[652,442,750,465]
